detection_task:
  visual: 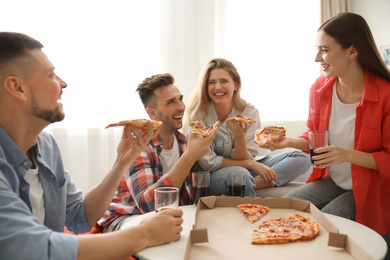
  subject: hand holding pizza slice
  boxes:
[189,120,220,137]
[255,126,286,148]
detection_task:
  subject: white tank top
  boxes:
[328,83,359,190]
[24,165,45,224]
[160,135,180,174]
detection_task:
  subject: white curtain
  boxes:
[320,0,351,23]
[2,0,320,194]
[158,0,227,101]
[47,128,122,193]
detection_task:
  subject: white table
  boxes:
[324,213,387,260]
[121,206,196,260]
[121,205,387,260]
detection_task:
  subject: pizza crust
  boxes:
[105,119,163,134]
[226,114,257,124]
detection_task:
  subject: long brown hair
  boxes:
[183,58,250,133]
[319,12,390,81]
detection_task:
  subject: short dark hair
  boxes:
[0,32,44,82]
[135,73,174,109]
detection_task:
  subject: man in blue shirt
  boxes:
[0,32,183,260]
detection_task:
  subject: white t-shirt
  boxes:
[24,166,45,224]
[328,83,359,190]
[160,135,180,174]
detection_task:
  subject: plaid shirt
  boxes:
[98,131,192,228]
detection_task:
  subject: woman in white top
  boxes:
[183,58,310,197]
[275,14,390,243]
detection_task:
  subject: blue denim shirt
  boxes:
[0,127,90,260]
[196,102,261,172]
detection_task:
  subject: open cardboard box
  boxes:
[184,196,371,260]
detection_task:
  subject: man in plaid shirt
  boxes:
[99,73,217,232]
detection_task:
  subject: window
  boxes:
[2,0,320,129]
[223,0,320,121]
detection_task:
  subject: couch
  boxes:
[254,120,311,198]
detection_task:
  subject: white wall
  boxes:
[351,0,390,49]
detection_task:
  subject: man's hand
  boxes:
[77,208,183,260]
[139,208,183,247]
[185,127,218,161]
[116,121,161,167]
[84,121,162,227]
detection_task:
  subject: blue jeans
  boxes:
[209,166,257,198]
[282,176,356,220]
[252,150,311,187]
[209,150,310,198]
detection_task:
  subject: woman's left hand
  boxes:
[227,120,248,139]
[312,145,350,168]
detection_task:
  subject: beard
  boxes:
[30,95,65,123]
[155,111,182,132]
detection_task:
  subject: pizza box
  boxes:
[184,196,371,260]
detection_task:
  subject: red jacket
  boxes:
[300,71,390,236]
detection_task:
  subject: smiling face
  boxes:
[151,84,185,132]
[207,68,238,109]
[25,49,67,123]
[315,30,355,79]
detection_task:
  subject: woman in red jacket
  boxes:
[274,12,390,246]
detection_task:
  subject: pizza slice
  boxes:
[189,120,220,137]
[254,126,286,148]
[226,114,257,124]
[251,213,319,244]
[237,204,270,224]
[105,119,163,135]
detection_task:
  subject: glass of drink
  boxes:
[308,130,329,168]
[192,172,210,205]
[227,172,246,198]
[154,187,179,212]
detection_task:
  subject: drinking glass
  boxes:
[308,130,329,168]
[154,187,179,212]
[227,172,246,198]
[192,172,210,205]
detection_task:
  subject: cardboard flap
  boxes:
[328,232,347,248]
[309,204,339,234]
[290,198,311,212]
[199,196,217,209]
[190,229,208,244]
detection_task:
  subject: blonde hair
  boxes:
[183,58,249,133]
